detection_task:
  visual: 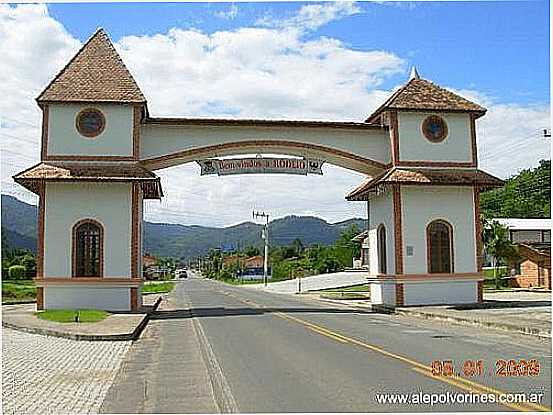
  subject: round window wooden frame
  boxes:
[421,115,448,143]
[76,108,106,138]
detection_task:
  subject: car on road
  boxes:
[175,268,188,279]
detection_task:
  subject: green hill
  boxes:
[1,194,366,260]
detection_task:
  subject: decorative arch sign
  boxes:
[197,157,325,176]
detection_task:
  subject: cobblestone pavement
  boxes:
[2,328,131,414]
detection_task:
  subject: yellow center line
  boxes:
[226,295,550,412]
[307,326,349,344]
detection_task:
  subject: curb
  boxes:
[2,300,37,306]
[395,308,551,339]
[189,306,238,413]
[2,296,163,342]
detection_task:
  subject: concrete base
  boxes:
[370,276,483,307]
[43,285,141,311]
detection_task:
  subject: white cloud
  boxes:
[0,4,80,204]
[448,87,550,178]
[1,4,550,228]
[215,4,239,21]
[256,1,360,33]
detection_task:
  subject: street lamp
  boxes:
[253,210,270,287]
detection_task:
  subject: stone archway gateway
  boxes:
[14,29,503,311]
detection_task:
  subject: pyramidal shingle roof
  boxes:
[37,28,146,103]
[366,78,486,123]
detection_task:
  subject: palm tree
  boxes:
[483,220,519,289]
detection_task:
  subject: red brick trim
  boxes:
[389,111,400,165]
[71,218,104,278]
[369,272,482,281]
[477,280,483,303]
[35,278,142,287]
[473,188,482,272]
[396,160,476,168]
[40,105,49,160]
[36,287,44,310]
[130,287,138,312]
[426,219,454,274]
[392,184,403,274]
[395,283,404,306]
[145,117,384,130]
[44,155,136,162]
[470,113,478,166]
[131,183,140,279]
[140,140,389,171]
[132,105,141,160]
[37,183,45,279]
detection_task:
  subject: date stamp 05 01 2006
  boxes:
[431,359,541,378]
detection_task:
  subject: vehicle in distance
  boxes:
[175,268,188,279]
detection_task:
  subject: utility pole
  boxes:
[253,210,270,287]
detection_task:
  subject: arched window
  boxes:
[73,219,103,277]
[377,224,387,274]
[427,220,454,274]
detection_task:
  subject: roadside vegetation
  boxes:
[2,279,36,303]
[142,281,176,294]
[2,248,37,303]
[481,160,550,219]
[35,309,110,323]
[478,160,550,291]
[201,225,361,285]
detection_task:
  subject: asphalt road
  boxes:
[177,275,551,413]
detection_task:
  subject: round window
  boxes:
[76,108,105,138]
[421,115,448,143]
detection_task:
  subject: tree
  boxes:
[481,159,550,218]
[291,238,304,256]
[244,245,260,257]
[333,224,361,268]
[483,220,520,289]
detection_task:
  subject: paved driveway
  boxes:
[245,270,368,293]
[2,328,130,414]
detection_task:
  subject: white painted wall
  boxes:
[140,124,390,173]
[48,103,134,156]
[401,186,477,274]
[44,286,130,311]
[370,281,396,305]
[398,112,472,162]
[403,280,477,305]
[43,182,132,277]
[368,189,395,274]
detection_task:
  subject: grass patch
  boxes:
[142,281,175,294]
[36,309,110,323]
[217,278,268,285]
[2,279,36,302]
[319,292,370,300]
[483,266,508,279]
[315,283,370,293]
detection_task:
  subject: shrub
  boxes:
[8,265,27,280]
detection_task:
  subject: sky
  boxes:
[0,1,550,227]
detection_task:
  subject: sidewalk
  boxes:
[2,295,161,341]
[396,291,551,338]
[313,291,551,338]
[100,287,222,414]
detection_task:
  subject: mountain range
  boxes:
[1,194,365,260]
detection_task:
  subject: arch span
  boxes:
[139,118,391,175]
